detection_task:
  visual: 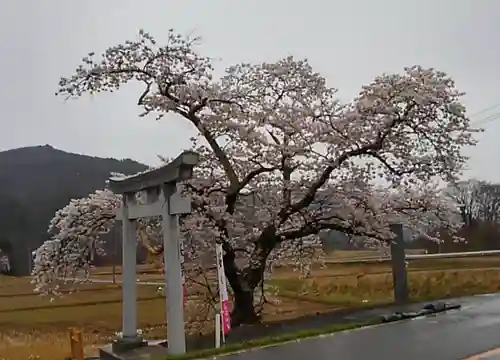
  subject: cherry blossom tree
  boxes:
[34,29,479,326]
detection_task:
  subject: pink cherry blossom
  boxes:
[34,29,479,325]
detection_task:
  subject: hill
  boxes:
[0,145,148,275]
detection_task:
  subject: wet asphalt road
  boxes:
[222,294,500,360]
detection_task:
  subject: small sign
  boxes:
[169,193,192,215]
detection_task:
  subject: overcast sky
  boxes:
[1,0,499,181]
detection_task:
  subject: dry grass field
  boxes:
[3,250,500,360]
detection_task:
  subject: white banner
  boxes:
[215,243,231,335]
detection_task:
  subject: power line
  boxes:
[469,102,500,118]
[474,111,500,126]
[468,102,500,127]
[458,103,500,175]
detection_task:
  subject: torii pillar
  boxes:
[109,151,199,356]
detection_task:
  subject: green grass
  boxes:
[163,321,375,359]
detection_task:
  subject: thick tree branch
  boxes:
[281,140,384,220]
[364,151,414,176]
[281,103,417,223]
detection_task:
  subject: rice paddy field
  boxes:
[2,249,500,360]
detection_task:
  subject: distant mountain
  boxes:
[0,145,148,275]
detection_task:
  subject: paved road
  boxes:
[222,294,500,360]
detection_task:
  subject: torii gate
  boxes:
[109,151,199,356]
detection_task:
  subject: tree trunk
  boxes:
[222,228,278,327]
[223,249,260,326]
[230,283,259,326]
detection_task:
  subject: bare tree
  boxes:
[446,179,500,225]
[445,179,481,227]
[477,182,500,222]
